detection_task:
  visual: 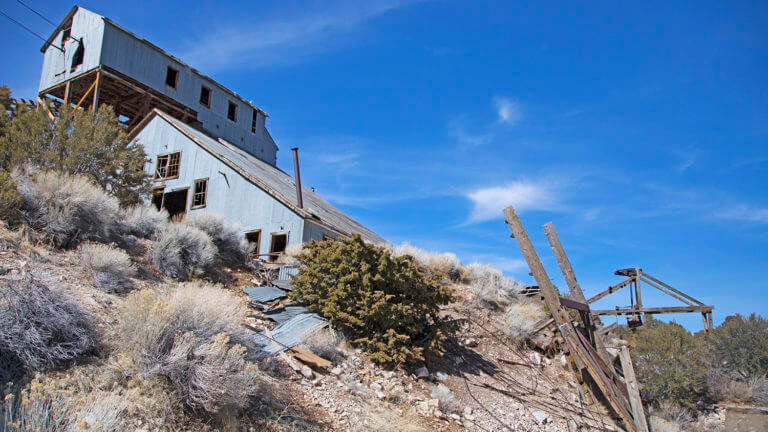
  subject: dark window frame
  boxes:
[199,85,211,108]
[191,178,208,209]
[251,109,258,133]
[165,66,179,90]
[245,230,261,255]
[227,101,238,122]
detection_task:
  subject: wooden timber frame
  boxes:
[586,267,715,331]
[37,65,197,131]
[503,206,647,432]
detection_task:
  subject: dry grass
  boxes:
[388,242,462,280]
[651,401,693,431]
[461,262,523,309]
[502,300,546,341]
[149,223,216,280]
[79,243,136,293]
[12,167,120,248]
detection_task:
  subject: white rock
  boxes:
[435,371,448,381]
[330,366,343,376]
[370,382,383,391]
[375,389,385,399]
[529,352,542,367]
[531,409,549,425]
[300,365,314,379]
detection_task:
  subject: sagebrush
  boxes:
[462,262,523,309]
[12,167,120,248]
[184,212,251,266]
[150,223,216,280]
[502,301,546,341]
[121,204,168,238]
[0,276,96,381]
[80,243,136,293]
[289,235,455,365]
[388,242,462,280]
[114,284,260,415]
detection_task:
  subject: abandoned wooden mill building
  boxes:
[36,6,384,258]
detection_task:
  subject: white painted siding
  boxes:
[38,8,105,92]
[133,117,303,255]
[99,22,277,165]
[303,221,340,242]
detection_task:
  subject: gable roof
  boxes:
[132,109,384,245]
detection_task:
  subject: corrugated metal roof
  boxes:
[252,313,328,356]
[243,286,287,303]
[272,279,293,292]
[263,306,311,324]
[147,110,385,244]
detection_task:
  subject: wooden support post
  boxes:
[701,312,709,331]
[634,270,642,311]
[619,346,649,432]
[504,207,571,327]
[92,71,101,112]
[63,81,71,107]
[543,222,586,302]
[707,312,714,330]
[36,97,55,122]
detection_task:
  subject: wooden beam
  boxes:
[543,222,586,302]
[619,347,649,432]
[641,272,704,306]
[559,297,590,312]
[592,305,714,316]
[638,275,695,306]
[596,322,618,336]
[36,97,55,122]
[92,71,101,112]
[63,81,70,107]
[634,271,643,312]
[587,277,634,304]
[504,207,571,326]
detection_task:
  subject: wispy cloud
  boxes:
[179,1,418,71]
[465,179,560,223]
[494,97,522,126]
[716,204,768,224]
[449,123,493,148]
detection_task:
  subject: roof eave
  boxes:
[40,5,79,53]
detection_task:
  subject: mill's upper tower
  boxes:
[38,6,277,166]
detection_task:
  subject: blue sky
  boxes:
[2,1,767,331]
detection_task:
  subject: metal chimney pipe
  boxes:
[291,147,304,209]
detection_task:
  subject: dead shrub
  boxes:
[300,328,346,363]
[121,204,168,239]
[750,375,768,404]
[184,212,251,267]
[114,285,260,415]
[462,262,523,309]
[0,170,22,227]
[431,384,460,414]
[0,276,96,380]
[652,401,693,431]
[150,223,216,280]
[12,167,120,248]
[502,300,546,341]
[80,243,136,293]
[388,242,462,280]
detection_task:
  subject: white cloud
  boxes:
[716,204,768,224]
[494,97,522,126]
[449,123,493,148]
[179,1,418,71]
[465,180,559,223]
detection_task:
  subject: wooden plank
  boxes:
[707,312,714,330]
[634,271,642,311]
[638,275,695,306]
[543,222,586,302]
[287,346,332,370]
[596,322,618,336]
[587,277,634,304]
[561,325,637,432]
[63,81,70,106]
[641,272,704,306]
[503,207,571,326]
[619,346,649,432]
[559,297,591,312]
[92,71,101,112]
[36,97,55,122]
[592,305,713,316]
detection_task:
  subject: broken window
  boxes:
[165,66,179,89]
[245,230,261,255]
[61,28,71,47]
[269,233,288,262]
[227,101,237,122]
[162,189,188,220]
[155,152,181,180]
[251,109,258,133]
[70,40,84,72]
[191,178,208,208]
[199,85,211,107]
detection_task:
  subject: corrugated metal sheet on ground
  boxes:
[243,286,287,303]
[272,279,293,291]
[252,313,328,356]
[263,306,310,324]
[278,265,299,281]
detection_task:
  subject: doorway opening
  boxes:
[245,230,261,256]
[162,189,188,220]
[269,233,288,262]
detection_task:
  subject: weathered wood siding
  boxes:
[38,8,104,92]
[133,117,304,255]
[99,21,276,165]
